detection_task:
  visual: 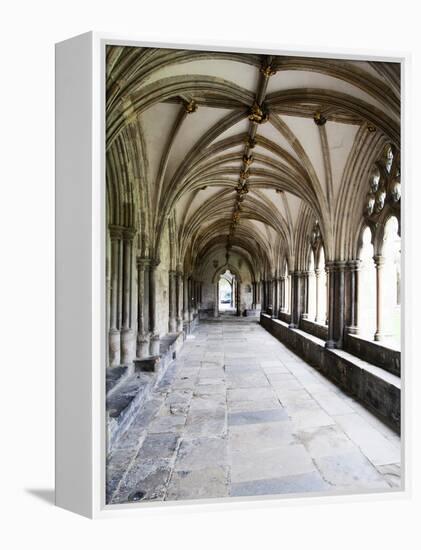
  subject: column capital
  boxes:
[108,224,124,240]
[374,255,386,267]
[136,256,150,268]
[121,227,137,241]
[325,260,347,272]
[346,259,362,271]
[149,258,160,270]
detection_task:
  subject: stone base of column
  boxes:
[149,333,160,356]
[136,332,150,358]
[325,338,344,349]
[109,328,121,367]
[374,332,385,342]
[347,326,359,335]
[168,318,177,333]
[120,328,135,365]
[301,313,309,320]
[176,317,183,332]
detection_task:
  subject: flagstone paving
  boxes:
[107,316,401,504]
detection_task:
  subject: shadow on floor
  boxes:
[25,488,55,505]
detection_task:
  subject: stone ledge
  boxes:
[106,330,186,453]
[260,314,400,434]
[344,333,400,377]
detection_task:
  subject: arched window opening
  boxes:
[382,216,401,347]
[358,226,376,339]
[307,249,316,320]
[317,246,327,325]
[218,269,236,313]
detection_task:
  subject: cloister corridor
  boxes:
[104,46,402,505]
[107,317,400,504]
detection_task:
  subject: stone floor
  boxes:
[107,316,401,504]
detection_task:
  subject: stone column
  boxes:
[280,276,286,313]
[374,255,386,341]
[109,227,122,366]
[191,280,196,315]
[176,271,183,332]
[272,277,278,318]
[237,280,241,316]
[288,271,299,328]
[168,270,176,333]
[347,260,361,335]
[315,268,322,323]
[325,261,346,349]
[188,277,193,321]
[325,263,334,345]
[301,271,310,320]
[325,266,329,325]
[121,229,136,365]
[136,257,150,358]
[149,260,160,356]
[214,281,219,317]
[183,273,189,321]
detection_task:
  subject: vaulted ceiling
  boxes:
[106,46,400,277]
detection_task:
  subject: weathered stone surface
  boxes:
[228,408,288,426]
[313,450,391,489]
[231,472,331,497]
[166,467,229,500]
[106,317,401,504]
[376,463,401,488]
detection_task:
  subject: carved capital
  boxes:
[149,258,160,270]
[346,259,362,271]
[136,256,150,269]
[122,227,136,241]
[374,255,386,268]
[109,225,123,241]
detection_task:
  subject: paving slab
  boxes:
[228,408,288,426]
[231,471,331,497]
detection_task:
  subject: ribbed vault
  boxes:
[106,45,400,282]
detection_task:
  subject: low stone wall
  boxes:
[300,318,328,341]
[344,333,400,376]
[260,314,400,433]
